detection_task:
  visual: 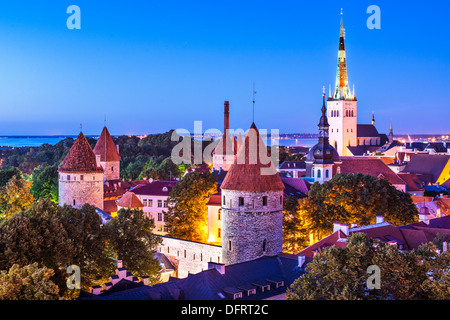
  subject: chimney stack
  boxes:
[376,216,384,224]
[298,254,306,268]
[333,222,349,236]
[224,101,230,134]
[208,262,226,275]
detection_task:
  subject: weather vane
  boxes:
[252,82,257,123]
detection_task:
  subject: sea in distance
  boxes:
[0,135,319,148]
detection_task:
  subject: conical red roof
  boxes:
[116,191,144,208]
[221,123,284,192]
[58,132,104,173]
[93,127,121,162]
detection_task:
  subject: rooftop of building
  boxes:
[79,254,304,300]
[58,132,104,173]
[221,123,284,192]
[93,126,121,162]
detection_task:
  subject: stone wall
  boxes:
[101,160,120,181]
[58,172,104,210]
[158,236,222,278]
[220,189,283,265]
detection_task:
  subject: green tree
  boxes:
[0,167,23,187]
[0,199,73,293]
[287,233,450,300]
[283,196,309,253]
[165,171,217,242]
[0,263,60,300]
[105,208,162,284]
[302,173,418,239]
[0,175,35,218]
[30,164,59,203]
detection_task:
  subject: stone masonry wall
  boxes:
[59,172,104,210]
[158,236,222,278]
[220,189,283,265]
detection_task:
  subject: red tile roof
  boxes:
[58,132,104,173]
[116,191,144,209]
[130,180,178,196]
[403,154,450,183]
[93,127,121,162]
[339,157,406,186]
[221,123,284,192]
[397,172,426,192]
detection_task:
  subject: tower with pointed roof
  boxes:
[93,126,121,181]
[311,90,338,183]
[58,132,104,210]
[328,10,358,156]
[220,122,284,265]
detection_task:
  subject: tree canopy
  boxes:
[165,170,218,242]
[302,173,418,240]
[287,233,450,300]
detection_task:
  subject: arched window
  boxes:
[326,170,329,178]
[317,169,321,178]
[337,111,339,117]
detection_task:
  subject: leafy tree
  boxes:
[0,175,35,218]
[105,208,162,284]
[0,199,74,293]
[283,196,309,253]
[302,173,418,240]
[166,171,217,242]
[0,167,23,187]
[0,263,60,300]
[287,233,450,300]
[30,164,59,203]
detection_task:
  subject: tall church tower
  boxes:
[328,11,357,156]
[93,126,121,181]
[220,123,284,265]
[58,132,104,210]
[312,90,336,184]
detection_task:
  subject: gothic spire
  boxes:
[333,10,353,100]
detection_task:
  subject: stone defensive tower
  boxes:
[58,132,104,210]
[93,126,121,181]
[220,122,284,266]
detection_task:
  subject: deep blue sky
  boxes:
[0,1,448,136]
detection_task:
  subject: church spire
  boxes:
[333,9,353,101]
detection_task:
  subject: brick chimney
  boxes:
[224,101,230,133]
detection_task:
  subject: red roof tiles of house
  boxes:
[221,123,284,192]
[403,154,450,184]
[339,157,406,186]
[116,191,144,209]
[130,180,178,196]
[397,172,426,192]
[93,127,121,162]
[58,132,104,173]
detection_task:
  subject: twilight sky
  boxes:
[0,1,448,136]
